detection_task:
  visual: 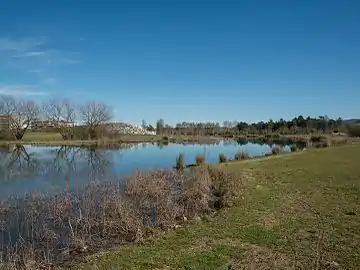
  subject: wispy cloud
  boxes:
[0,84,48,97]
[0,37,82,94]
[14,51,46,57]
[0,37,81,65]
[0,37,45,53]
[40,77,57,85]
[28,69,42,74]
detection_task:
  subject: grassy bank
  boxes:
[74,142,360,269]
[0,132,221,147]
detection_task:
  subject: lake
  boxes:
[0,140,295,199]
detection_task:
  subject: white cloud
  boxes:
[28,69,42,74]
[40,77,57,84]
[0,84,48,97]
[0,37,45,52]
[14,51,46,57]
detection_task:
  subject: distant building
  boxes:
[0,115,10,130]
[30,119,74,130]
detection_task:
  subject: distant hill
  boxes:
[343,119,360,125]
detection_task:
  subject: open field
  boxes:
[74,142,360,270]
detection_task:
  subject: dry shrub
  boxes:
[178,167,212,216]
[345,124,360,137]
[175,153,185,169]
[290,144,298,152]
[207,167,242,208]
[271,146,283,155]
[0,184,143,268]
[0,167,242,268]
[195,155,206,166]
[218,153,227,163]
[234,150,249,160]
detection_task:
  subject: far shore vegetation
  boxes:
[1,95,359,148]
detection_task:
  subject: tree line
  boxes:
[1,94,356,141]
[0,95,112,140]
[154,115,348,137]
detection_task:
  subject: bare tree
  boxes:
[0,95,39,140]
[43,99,76,140]
[79,101,112,139]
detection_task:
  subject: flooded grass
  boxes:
[0,167,240,269]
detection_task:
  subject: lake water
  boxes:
[0,140,292,199]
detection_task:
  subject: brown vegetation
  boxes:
[234,150,250,160]
[175,153,185,169]
[218,153,227,163]
[195,154,206,166]
[0,167,240,268]
[271,146,283,155]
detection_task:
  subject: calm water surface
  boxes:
[0,141,290,198]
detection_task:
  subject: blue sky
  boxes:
[0,0,359,125]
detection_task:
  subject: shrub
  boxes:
[290,144,298,152]
[234,150,249,160]
[310,135,327,143]
[218,153,227,163]
[195,154,206,166]
[0,131,13,140]
[345,124,360,137]
[176,153,185,169]
[271,145,283,155]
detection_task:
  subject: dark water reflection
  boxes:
[0,140,297,199]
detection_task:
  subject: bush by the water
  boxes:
[195,155,206,166]
[175,153,185,169]
[345,124,360,137]
[218,153,227,163]
[271,146,283,155]
[290,144,298,152]
[0,167,241,269]
[234,150,249,160]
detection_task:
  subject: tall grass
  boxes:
[234,150,249,160]
[218,153,227,163]
[195,155,206,166]
[175,153,185,169]
[271,145,283,155]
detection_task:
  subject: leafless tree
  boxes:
[79,101,113,139]
[43,99,76,140]
[0,95,39,140]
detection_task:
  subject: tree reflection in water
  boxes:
[0,145,115,198]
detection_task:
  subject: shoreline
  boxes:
[0,133,351,148]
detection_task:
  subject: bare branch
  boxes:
[79,102,112,139]
[43,99,76,139]
[0,95,39,140]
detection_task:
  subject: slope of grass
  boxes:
[74,143,360,269]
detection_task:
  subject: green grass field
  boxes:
[73,143,360,270]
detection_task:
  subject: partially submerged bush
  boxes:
[290,144,298,152]
[175,153,185,169]
[271,145,283,155]
[218,153,227,163]
[234,150,249,160]
[0,167,241,268]
[195,155,206,166]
